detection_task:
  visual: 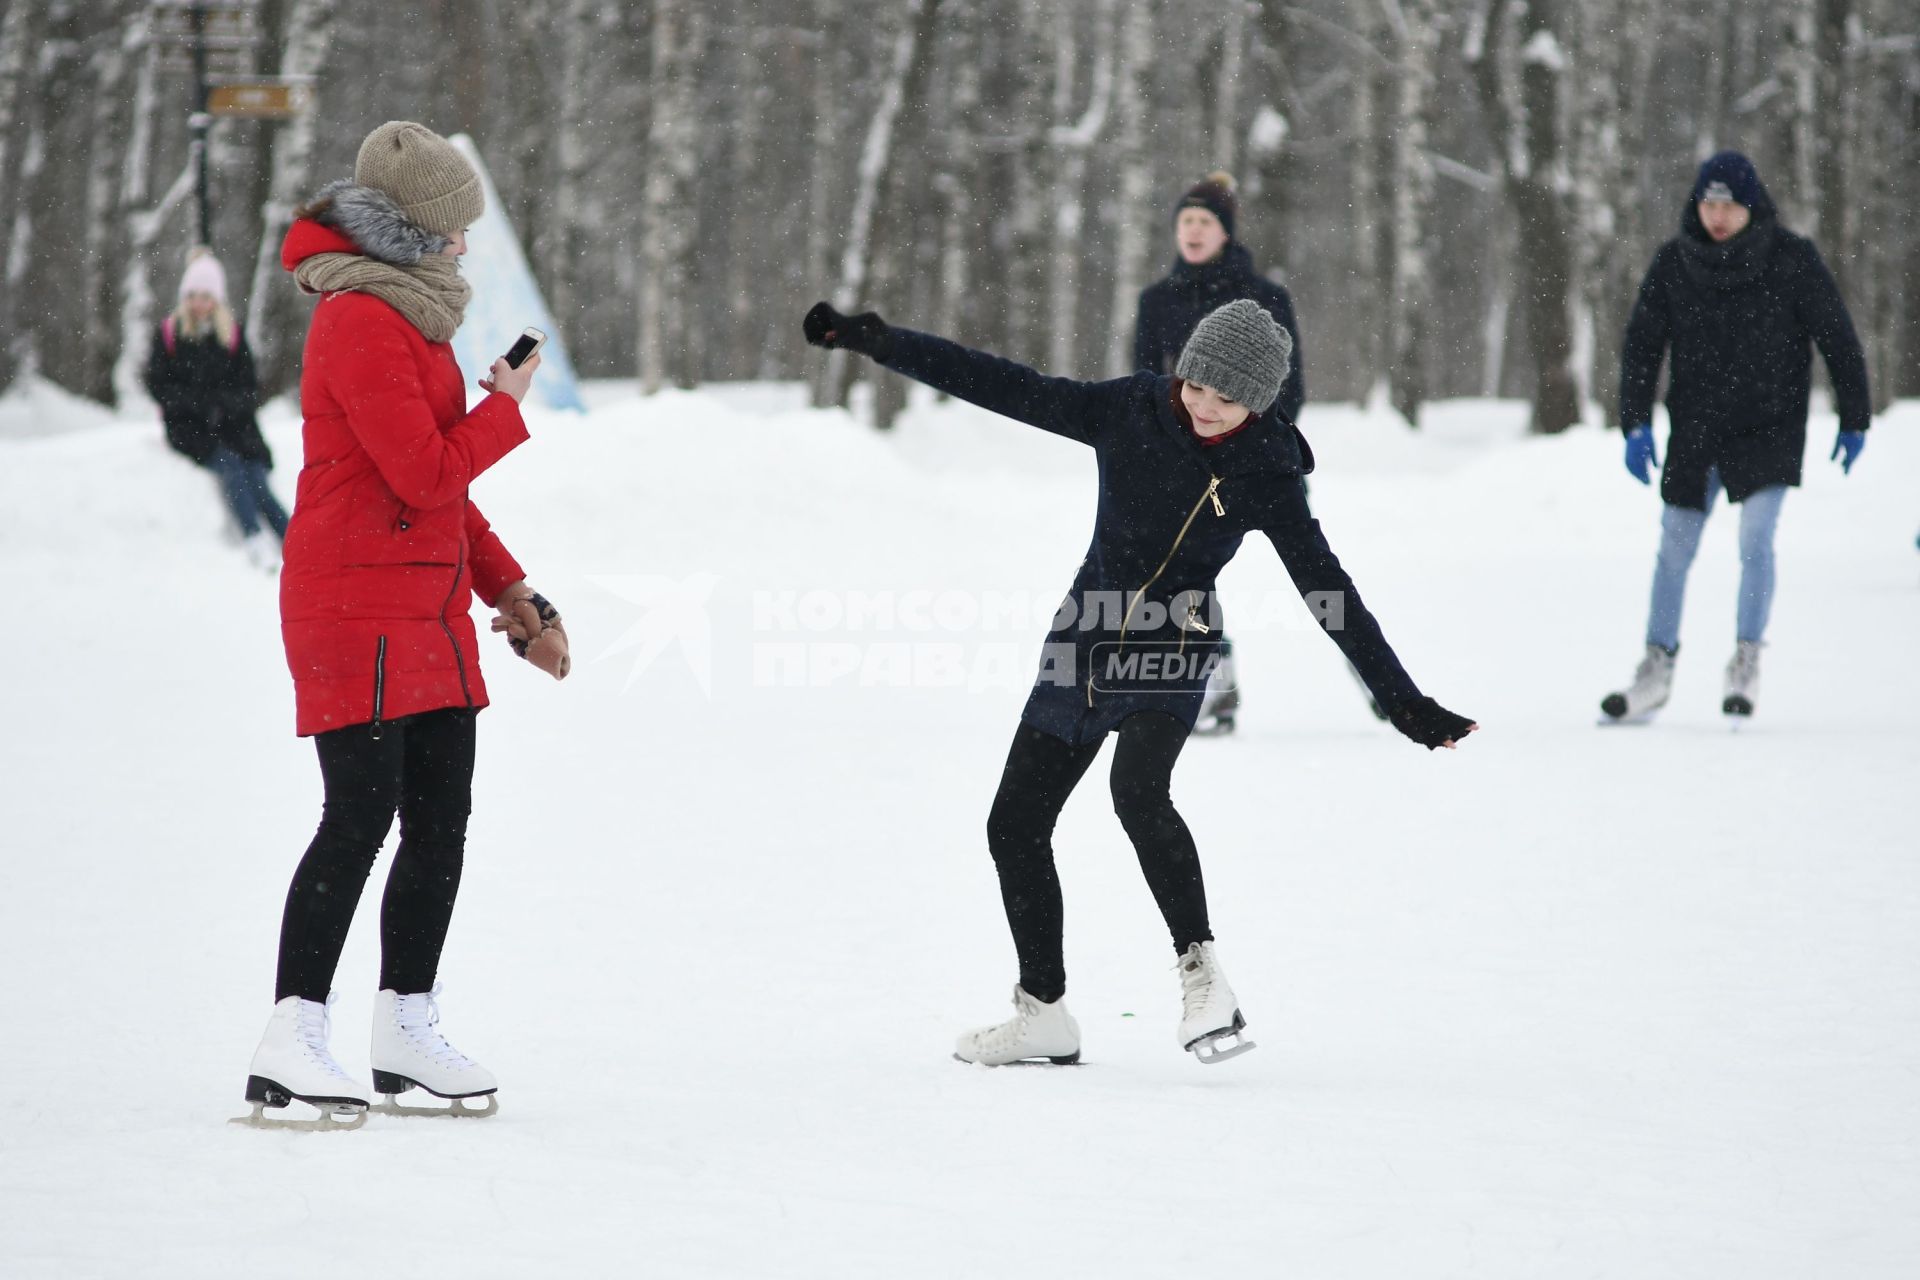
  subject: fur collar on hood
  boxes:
[303,179,450,266]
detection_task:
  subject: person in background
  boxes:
[1133,173,1382,731]
[143,248,289,572]
[1601,151,1869,723]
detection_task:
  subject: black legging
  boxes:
[275,708,476,1002]
[985,712,1210,1003]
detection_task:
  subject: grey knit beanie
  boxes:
[1174,300,1293,414]
[354,121,483,238]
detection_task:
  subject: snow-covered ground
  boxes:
[3,374,1916,1278]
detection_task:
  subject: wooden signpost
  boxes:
[148,1,316,247]
[207,79,315,120]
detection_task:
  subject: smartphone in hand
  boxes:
[503,326,547,370]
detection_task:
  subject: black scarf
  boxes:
[1675,174,1781,294]
[1168,242,1259,297]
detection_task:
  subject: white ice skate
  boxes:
[1722,640,1762,718]
[1176,942,1256,1064]
[1599,644,1676,724]
[235,994,371,1131]
[953,985,1082,1066]
[242,529,281,574]
[1192,651,1240,736]
[369,986,499,1117]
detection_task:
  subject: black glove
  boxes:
[1388,696,1478,750]
[803,301,890,357]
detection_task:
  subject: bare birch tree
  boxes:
[0,0,47,395]
[1385,0,1440,425]
[245,0,340,396]
[639,0,706,394]
[1047,0,1115,377]
[1104,0,1157,376]
[1467,0,1583,433]
[820,0,943,415]
[1576,0,1659,426]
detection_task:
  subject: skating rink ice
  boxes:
[3,377,1915,1278]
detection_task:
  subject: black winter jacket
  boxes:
[876,326,1419,746]
[1619,186,1869,509]
[1133,243,1305,423]
[142,322,272,468]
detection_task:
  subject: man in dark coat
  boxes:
[1131,172,1308,733]
[1133,171,1305,425]
[1601,151,1870,723]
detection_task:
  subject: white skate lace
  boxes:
[1177,947,1217,1022]
[295,994,355,1081]
[972,990,1038,1054]
[394,985,477,1071]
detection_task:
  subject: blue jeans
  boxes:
[208,446,289,539]
[1645,468,1786,651]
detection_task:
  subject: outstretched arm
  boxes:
[804,302,1122,446]
[1260,479,1476,749]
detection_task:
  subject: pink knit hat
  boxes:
[179,249,228,304]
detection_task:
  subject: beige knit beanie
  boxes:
[353,121,484,238]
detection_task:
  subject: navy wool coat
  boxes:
[877,326,1420,746]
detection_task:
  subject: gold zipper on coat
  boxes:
[1178,601,1215,657]
[1117,475,1223,654]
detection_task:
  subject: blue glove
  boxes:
[1624,425,1658,485]
[1830,430,1865,475]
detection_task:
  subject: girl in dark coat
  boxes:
[1602,152,1870,723]
[1132,172,1369,733]
[142,250,289,570]
[805,297,1476,1068]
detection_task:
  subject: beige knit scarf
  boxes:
[293,250,471,343]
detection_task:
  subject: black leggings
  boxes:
[985,712,1210,1003]
[275,708,476,1002]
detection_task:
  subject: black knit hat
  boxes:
[1691,151,1763,210]
[1175,171,1237,240]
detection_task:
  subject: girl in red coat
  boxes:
[241,122,568,1128]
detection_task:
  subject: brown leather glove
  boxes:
[492,585,571,681]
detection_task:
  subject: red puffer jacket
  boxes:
[278,219,530,736]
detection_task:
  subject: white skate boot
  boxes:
[236,994,371,1130]
[242,528,281,574]
[954,985,1082,1066]
[369,986,499,1117]
[1722,640,1762,718]
[1600,644,1676,723]
[1176,942,1256,1064]
[1193,648,1240,736]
